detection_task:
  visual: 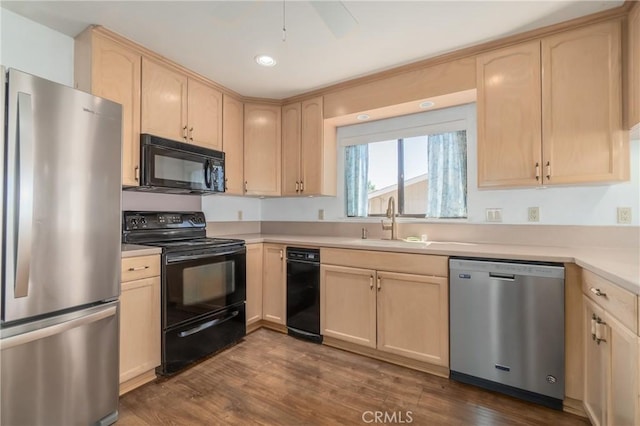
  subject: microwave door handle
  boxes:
[203,159,211,188]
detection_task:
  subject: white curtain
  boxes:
[345,145,369,217]
[426,131,467,218]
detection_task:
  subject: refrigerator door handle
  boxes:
[14,92,35,298]
[0,304,117,350]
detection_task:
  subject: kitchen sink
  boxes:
[346,239,476,248]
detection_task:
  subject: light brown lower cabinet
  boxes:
[583,288,639,426]
[119,254,161,395]
[246,243,263,327]
[262,244,286,325]
[320,257,449,368]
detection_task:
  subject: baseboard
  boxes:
[563,397,587,418]
[259,320,287,334]
[119,370,157,396]
[322,336,450,378]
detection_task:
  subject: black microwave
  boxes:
[135,134,225,195]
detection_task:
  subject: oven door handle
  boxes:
[177,310,240,338]
[166,247,245,263]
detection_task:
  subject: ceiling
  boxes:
[1,1,625,99]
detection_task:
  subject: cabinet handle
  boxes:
[134,166,140,182]
[244,181,248,193]
[591,314,597,341]
[189,127,194,141]
[182,126,188,140]
[377,276,381,291]
[224,178,228,191]
[595,317,607,344]
[300,180,304,192]
[535,162,540,181]
[545,161,551,180]
[589,287,607,298]
[369,275,374,290]
[295,181,299,193]
[279,250,283,260]
[128,265,149,272]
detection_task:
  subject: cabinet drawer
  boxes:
[582,269,637,334]
[321,248,448,277]
[121,255,161,282]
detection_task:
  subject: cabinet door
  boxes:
[222,95,244,195]
[244,103,282,196]
[542,20,626,184]
[91,35,141,187]
[282,102,302,196]
[606,312,639,426]
[628,3,640,129]
[262,244,285,324]
[376,271,448,366]
[246,244,263,326]
[300,97,324,195]
[584,295,608,426]
[187,78,222,150]
[476,41,542,188]
[141,57,188,142]
[120,276,161,384]
[320,265,376,348]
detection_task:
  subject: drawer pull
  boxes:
[589,287,607,297]
[128,266,150,272]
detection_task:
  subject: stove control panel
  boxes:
[123,211,207,231]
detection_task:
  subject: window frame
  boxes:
[337,104,474,220]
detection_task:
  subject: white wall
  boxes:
[0,8,73,86]
[202,195,262,222]
[263,104,640,226]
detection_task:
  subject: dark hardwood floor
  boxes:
[118,329,588,425]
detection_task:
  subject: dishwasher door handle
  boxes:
[489,272,516,281]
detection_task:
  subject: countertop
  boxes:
[121,244,162,258]
[226,233,640,296]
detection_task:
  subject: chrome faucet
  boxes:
[381,196,398,240]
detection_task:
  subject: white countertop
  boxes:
[227,233,639,295]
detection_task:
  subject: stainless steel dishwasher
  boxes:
[449,258,565,410]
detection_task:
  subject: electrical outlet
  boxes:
[485,208,502,223]
[617,207,632,224]
[528,207,540,222]
[237,210,243,221]
[318,209,324,220]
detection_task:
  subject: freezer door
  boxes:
[3,68,122,322]
[0,302,119,425]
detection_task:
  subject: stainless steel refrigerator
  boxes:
[0,68,122,425]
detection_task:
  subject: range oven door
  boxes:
[140,134,224,193]
[163,245,246,329]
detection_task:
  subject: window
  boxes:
[342,107,469,219]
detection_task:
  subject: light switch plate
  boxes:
[318,209,324,220]
[528,207,540,222]
[485,208,502,222]
[237,210,243,221]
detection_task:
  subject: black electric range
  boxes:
[122,211,247,375]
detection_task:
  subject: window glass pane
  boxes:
[366,140,398,215]
[402,136,428,215]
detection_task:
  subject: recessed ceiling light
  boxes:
[356,114,370,120]
[419,101,435,108]
[255,55,276,67]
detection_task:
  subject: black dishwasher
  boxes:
[286,247,322,343]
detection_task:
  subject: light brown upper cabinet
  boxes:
[222,95,244,195]
[74,29,141,187]
[478,20,627,188]
[244,103,282,196]
[627,2,640,129]
[282,97,329,196]
[141,58,223,150]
